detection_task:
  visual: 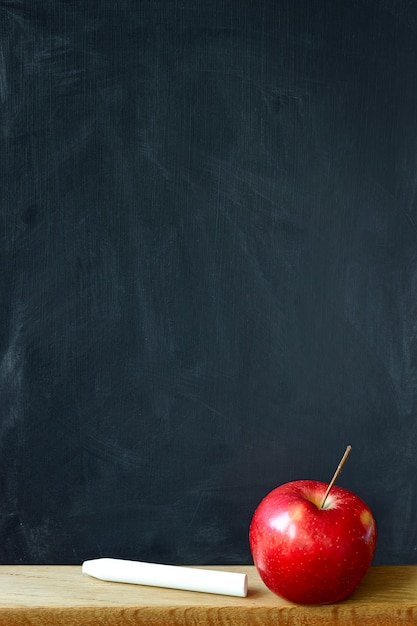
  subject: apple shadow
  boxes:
[347,565,417,603]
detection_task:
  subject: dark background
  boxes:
[0,0,416,565]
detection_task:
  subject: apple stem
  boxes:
[319,445,352,509]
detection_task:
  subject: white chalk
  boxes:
[82,558,248,597]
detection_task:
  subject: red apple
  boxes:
[249,480,377,604]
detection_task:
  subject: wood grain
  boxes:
[0,565,416,625]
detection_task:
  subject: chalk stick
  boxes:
[82,558,248,597]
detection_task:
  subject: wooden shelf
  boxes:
[0,564,416,625]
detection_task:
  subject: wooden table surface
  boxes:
[0,564,416,625]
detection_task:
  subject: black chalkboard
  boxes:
[0,0,416,566]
